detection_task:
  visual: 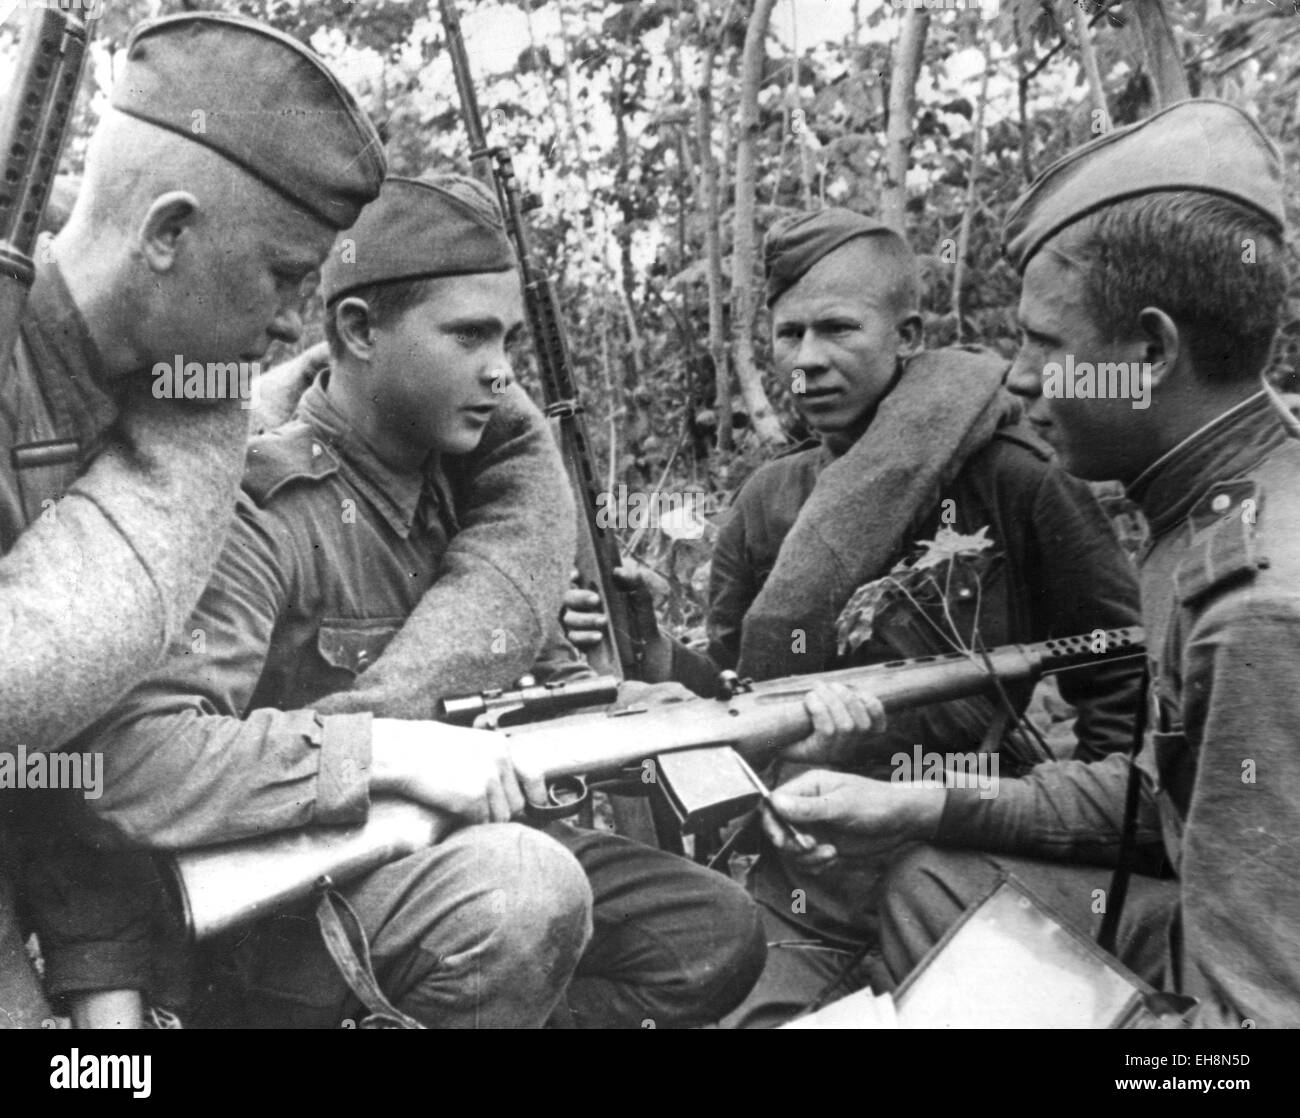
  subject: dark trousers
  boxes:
[204,822,764,1029]
[547,823,765,1029]
[878,845,1178,989]
[0,824,50,1028]
[723,843,1177,1028]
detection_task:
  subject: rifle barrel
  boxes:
[168,627,1143,940]
[437,0,643,679]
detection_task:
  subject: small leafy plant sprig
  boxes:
[835,525,996,657]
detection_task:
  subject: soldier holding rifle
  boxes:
[566,209,1145,1026]
[772,101,1300,1028]
[65,175,766,1029]
[3,12,599,1029]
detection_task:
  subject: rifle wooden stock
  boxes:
[167,627,1143,940]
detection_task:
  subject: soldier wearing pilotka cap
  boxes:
[564,201,1145,1027]
[768,100,1300,1027]
[73,174,765,1029]
[5,15,576,1029]
[0,8,382,1030]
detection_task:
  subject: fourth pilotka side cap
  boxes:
[1003,99,1285,272]
[320,175,516,305]
[111,11,386,230]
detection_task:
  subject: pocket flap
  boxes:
[316,618,403,676]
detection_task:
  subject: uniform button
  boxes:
[312,442,322,457]
[1211,493,1231,512]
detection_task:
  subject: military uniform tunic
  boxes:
[706,424,1143,765]
[717,402,1145,1027]
[0,256,248,754]
[0,258,251,1004]
[8,267,576,1001]
[923,389,1300,1027]
[76,373,764,1027]
[80,376,562,847]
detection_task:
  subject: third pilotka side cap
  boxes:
[320,176,516,305]
[111,11,386,230]
[764,208,902,307]
[1003,99,1285,272]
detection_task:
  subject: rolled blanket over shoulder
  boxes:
[737,347,1015,680]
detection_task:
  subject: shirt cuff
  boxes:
[313,713,372,826]
[43,939,155,1001]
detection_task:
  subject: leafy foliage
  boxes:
[836,524,997,655]
[13,0,1297,635]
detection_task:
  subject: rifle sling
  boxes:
[315,888,424,1030]
[1097,664,1150,955]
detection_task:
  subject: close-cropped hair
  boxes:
[811,231,922,320]
[863,231,923,319]
[1065,193,1289,380]
[323,277,439,359]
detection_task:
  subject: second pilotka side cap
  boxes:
[320,175,516,305]
[110,11,386,230]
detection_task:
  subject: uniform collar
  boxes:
[24,247,121,450]
[1126,387,1294,538]
[296,373,449,538]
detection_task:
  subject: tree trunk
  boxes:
[522,0,568,168]
[1130,0,1191,109]
[789,2,812,208]
[552,0,590,166]
[1072,1,1109,133]
[729,0,786,447]
[670,5,692,280]
[1015,11,1034,184]
[951,55,990,342]
[697,9,733,451]
[881,6,930,231]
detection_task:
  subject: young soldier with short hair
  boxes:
[774,100,1300,1028]
[566,208,1145,1027]
[77,175,764,1028]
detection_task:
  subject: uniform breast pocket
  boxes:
[316,617,405,680]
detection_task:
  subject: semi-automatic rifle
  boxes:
[0,6,93,367]
[437,0,646,681]
[168,627,1144,940]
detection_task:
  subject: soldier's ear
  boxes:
[1136,306,1181,389]
[334,297,377,361]
[896,311,924,360]
[138,191,199,273]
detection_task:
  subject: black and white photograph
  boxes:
[0,0,1294,1085]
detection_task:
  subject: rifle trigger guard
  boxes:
[717,670,754,698]
[525,775,589,823]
